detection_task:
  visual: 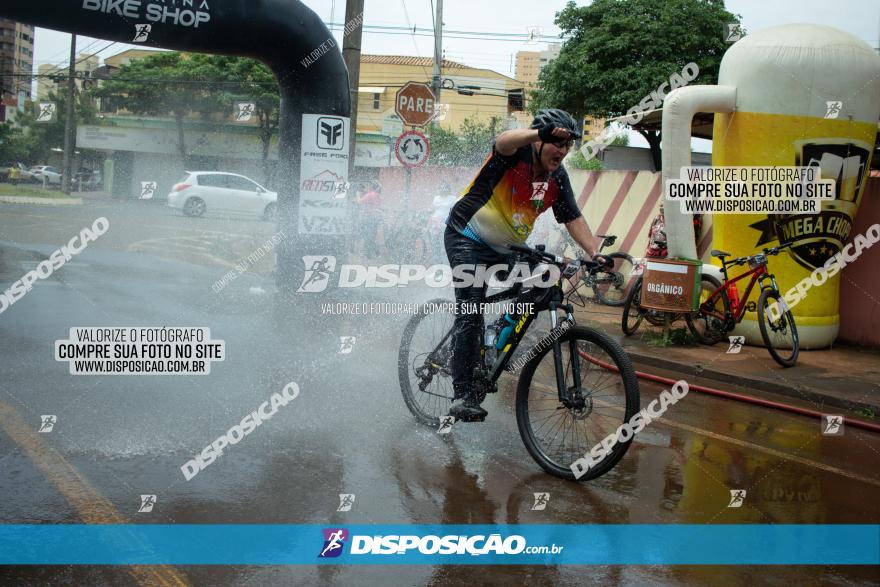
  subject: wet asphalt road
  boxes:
[1,198,879,586]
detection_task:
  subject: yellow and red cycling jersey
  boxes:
[446,143,581,252]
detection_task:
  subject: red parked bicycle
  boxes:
[686,242,799,367]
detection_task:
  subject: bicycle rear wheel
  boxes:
[621,277,645,335]
[398,298,457,426]
[516,326,640,481]
[758,288,799,367]
[592,252,635,307]
[686,274,730,345]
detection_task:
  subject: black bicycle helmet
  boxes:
[530,108,581,139]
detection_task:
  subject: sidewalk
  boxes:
[573,301,880,416]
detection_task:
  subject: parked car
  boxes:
[30,165,63,185]
[166,171,278,221]
[1,162,36,183]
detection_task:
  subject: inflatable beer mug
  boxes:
[710,24,880,348]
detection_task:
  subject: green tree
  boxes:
[97,52,227,162]
[1,88,98,165]
[533,0,740,170]
[429,116,502,167]
[210,56,280,185]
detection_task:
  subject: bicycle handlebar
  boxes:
[508,243,602,273]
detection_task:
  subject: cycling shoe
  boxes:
[448,399,487,422]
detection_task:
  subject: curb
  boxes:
[0,196,83,206]
[625,347,880,415]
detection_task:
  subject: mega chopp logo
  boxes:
[751,141,871,270]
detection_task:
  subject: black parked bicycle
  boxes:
[398,243,640,481]
[561,233,635,306]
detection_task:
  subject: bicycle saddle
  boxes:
[711,249,731,258]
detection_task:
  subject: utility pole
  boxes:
[61,34,77,195]
[342,0,364,177]
[431,0,443,104]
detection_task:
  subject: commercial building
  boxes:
[515,43,605,139]
[0,19,34,105]
[36,53,100,100]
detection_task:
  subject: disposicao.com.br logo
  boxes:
[317,528,563,558]
[297,255,561,292]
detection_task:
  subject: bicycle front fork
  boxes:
[549,302,581,408]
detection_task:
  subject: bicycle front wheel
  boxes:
[758,288,799,367]
[592,252,635,307]
[398,298,457,426]
[516,326,640,481]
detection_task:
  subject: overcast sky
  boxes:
[32,0,880,76]
[28,0,880,151]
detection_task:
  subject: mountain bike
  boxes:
[561,233,635,306]
[398,243,640,481]
[686,243,799,367]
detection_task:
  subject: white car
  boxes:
[30,165,62,185]
[166,171,278,220]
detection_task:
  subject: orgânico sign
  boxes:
[395,82,436,127]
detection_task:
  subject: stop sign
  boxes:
[395,82,436,127]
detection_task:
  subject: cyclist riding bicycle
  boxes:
[444,108,608,422]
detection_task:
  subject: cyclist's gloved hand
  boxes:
[538,123,569,143]
[593,254,614,270]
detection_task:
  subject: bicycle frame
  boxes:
[704,260,778,324]
[422,273,583,408]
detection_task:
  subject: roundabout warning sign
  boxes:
[395,130,430,167]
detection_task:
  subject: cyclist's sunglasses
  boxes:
[549,138,576,149]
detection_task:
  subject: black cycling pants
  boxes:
[443,226,508,400]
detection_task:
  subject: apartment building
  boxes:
[0,19,35,104]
